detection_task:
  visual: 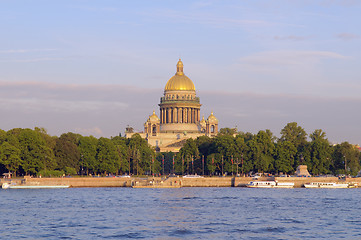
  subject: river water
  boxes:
[1,187,361,239]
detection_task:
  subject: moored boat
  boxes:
[132,185,181,188]
[2,182,69,189]
[274,182,295,188]
[303,182,349,188]
[247,181,294,188]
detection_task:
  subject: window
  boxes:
[152,125,157,136]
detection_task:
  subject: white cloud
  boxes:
[238,50,347,66]
[144,8,272,29]
[273,35,308,41]
[0,49,57,53]
[74,127,103,136]
[336,33,360,40]
[0,57,64,63]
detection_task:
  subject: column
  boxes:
[170,108,173,123]
[174,107,178,123]
[159,109,163,123]
[163,108,167,123]
[162,108,165,124]
[173,108,176,123]
[178,108,183,123]
[184,108,187,123]
[191,108,194,123]
[190,108,193,123]
[167,108,171,124]
[188,108,191,124]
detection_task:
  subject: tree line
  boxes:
[175,122,360,176]
[0,127,156,177]
[0,122,360,177]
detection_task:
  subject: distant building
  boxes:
[125,59,218,152]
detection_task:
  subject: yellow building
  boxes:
[125,59,218,152]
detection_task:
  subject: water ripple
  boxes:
[1,187,361,239]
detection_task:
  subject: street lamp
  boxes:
[81,154,84,176]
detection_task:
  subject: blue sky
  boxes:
[1,0,361,144]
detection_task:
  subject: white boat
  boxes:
[2,182,69,189]
[274,182,295,188]
[303,182,349,188]
[182,175,204,178]
[247,181,294,188]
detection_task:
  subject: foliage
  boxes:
[38,169,64,177]
[0,122,360,177]
[332,142,360,175]
[274,141,296,174]
[54,133,81,172]
[0,142,21,176]
[280,122,307,150]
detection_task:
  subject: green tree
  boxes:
[96,137,120,175]
[280,122,307,150]
[213,134,239,174]
[234,134,249,175]
[111,136,130,175]
[127,134,155,175]
[332,142,360,176]
[195,136,213,157]
[0,142,21,176]
[218,127,237,136]
[54,132,81,173]
[206,153,223,175]
[248,130,275,173]
[178,138,199,175]
[308,129,332,175]
[78,136,98,175]
[0,129,6,144]
[18,129,50,175]
[274,141,297,174]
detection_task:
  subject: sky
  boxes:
[1,0,361,144]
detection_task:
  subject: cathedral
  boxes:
[125,59,218,152]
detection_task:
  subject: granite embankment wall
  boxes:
[2,176,361,188]
[22,176,252,188]
[24,177,133,187]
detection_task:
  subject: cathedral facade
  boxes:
[125,59,218,152]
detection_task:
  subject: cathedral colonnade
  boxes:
[160,107,200,124]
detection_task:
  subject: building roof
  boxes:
[148,110,160,122]
[207,112,218,122]
[164,59,195,91]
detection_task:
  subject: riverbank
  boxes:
[2,176,361,188]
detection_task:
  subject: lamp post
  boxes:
[192,155,194,175]
[222,155,223,176]
[172,155,175,174]
[202,155,204,176]
[81,154,84,176]
[236,157,239,176]
[241,153,244,176]
[162,155,165,176]
[182,156,184,175]
[152,156,154,176]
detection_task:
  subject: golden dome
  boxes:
[207,112,218,122]
[148,110,160,122]
[164,59,195,91]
